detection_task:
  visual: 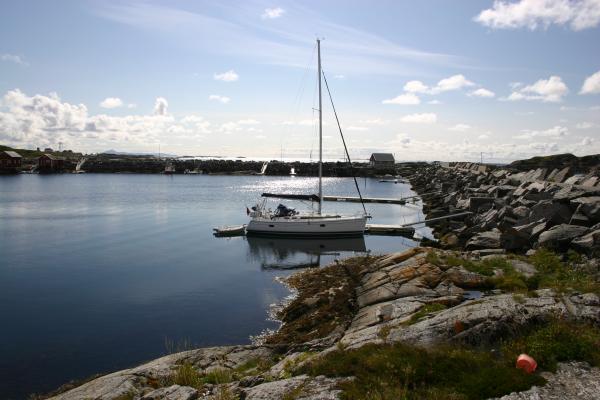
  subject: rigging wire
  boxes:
[321,69,368,215]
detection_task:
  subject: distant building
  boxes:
[38,154,64,171]
[369,153,395,169]
[44,147,53,153]
[0,150,22,172]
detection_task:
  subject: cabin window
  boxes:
[269,224,274,228]
[320,224,326,227]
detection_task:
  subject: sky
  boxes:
[1,0,599,162]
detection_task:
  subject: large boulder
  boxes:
[528,200,573,226]
[571,229,600,255]
[571,196,600,224]
[465,229,501,250]
[537,224,589,251]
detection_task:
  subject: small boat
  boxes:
[290,167,296,176]
[379,179,398,183]
[163,162,175,175]
[184,168,202,174]
[213,225,246,237]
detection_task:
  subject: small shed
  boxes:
[369,153,395,169]
[0,150,22,170]
[38,154,64,171]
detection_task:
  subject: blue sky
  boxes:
[1,0,599,161]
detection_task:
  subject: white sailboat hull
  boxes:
[247,215,367,237]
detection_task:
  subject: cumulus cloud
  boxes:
[400,75,475,96]
[100,97,124,109]
[475,0,600,31]
[0,89,200,151]
[469,88,496,98]
[214,70,239,82]
[434,74,475,93]
[513,125,569,139]
[449,124,471,132]
[505,76,568,102]
[576,122,594,129]
[153,97,169,115]
[382,93,420,105]
[262,7,285,19]
[1,53,28,66]
[580,70,600,94]
[359,118,388,125]
[209,95,231,104]
[428,100,442,105]
[400,113,437,124]
[403,80,429,93]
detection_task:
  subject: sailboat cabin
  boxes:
[369,153,395,169]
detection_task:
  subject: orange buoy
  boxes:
[516,354,537,374]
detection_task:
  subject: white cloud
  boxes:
[581,136,594,146]
[209,95,231,104]
[403,80,429,93]
[449,124,471,132]
[100,97,124,109]
[513,125,569,139]
[428,100,442,105]
[346,126,369,131]
[400,113,437,124]
[153,97,169,115]
[214,70,239,82]
[1,53,28,66]
[469,88,496,98]
[580,70,600,94]
[262,7,285,19]
[474,0,600,31]
[505,75,568,102]
[400,74,475,97]
[382,93,420,105]
[127,103,137,109]
[478,133,490,139]
[433,74,475,93]
[576,122,594,129]
[333,74,345,79]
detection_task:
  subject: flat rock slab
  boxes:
[141,385,198,400]
[243,375,343,400]
[493,362,600,400]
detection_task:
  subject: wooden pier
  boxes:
[322,190,441,205]
[323,196,408,205]
[365,224,415,237]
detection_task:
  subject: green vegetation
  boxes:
[168,362,204,389]
[266,255,375,345]
[502,319,600,372]
[426,249,599,296]
[528,248,600,295]
[407,303,447,325]
[299,319,600,400]
[300,342,544,400]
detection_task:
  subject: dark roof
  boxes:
[370,153,395,162]
[40,153,64,161]
[2,150,22,158]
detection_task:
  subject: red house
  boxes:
[0,150,22,172]
[38,154,64,171]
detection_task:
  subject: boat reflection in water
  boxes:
[245,235,368,270]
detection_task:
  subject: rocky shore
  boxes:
[38,154,600,400]
[400,155,600,256]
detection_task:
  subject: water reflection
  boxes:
[245,235,368,270]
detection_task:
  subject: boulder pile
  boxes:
[401,155,600,255]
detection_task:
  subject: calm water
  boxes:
[0,174,429,399]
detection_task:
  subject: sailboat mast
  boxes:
[317,39,323,215]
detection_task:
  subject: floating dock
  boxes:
[365,224,415,237]
[323,196,408,205]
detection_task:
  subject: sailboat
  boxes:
[246,39,368,237]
